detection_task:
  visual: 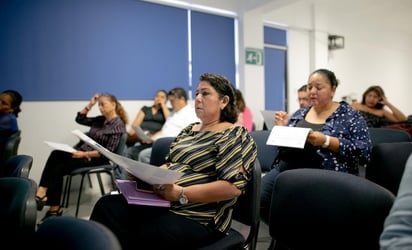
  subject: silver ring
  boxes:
[158,185,165,191]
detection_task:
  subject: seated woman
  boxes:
[89,73,257,249]
[0,89,22,166]
[35,93,128,224]
[126,89,170,160]
[260,69,372,224]
[351,85,407,127]
[234,89,254,131]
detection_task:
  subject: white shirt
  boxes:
[155,104,199,139]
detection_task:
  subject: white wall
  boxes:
[18,0,412,182]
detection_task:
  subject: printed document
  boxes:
[133,126,153,143]
[266,126,312,149]
[71,129,183,184]
[44,141,76,153]
[260,110,276,130]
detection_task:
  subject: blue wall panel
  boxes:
[0,0,188,100]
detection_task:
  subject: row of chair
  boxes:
[0,176,122,249]
[15,126,406,249]
[0,130,123,249]
[263,127,411,249]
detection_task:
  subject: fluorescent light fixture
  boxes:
[144,0,237,17]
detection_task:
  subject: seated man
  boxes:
[133,87,199,163]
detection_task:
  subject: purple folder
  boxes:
[115,179,171,207]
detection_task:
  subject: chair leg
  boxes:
[110,171,117,191]
[75,173,87,217]
[61,176,69,208]
[87,173,93,188]
[96,173,106,196]
[64,176,73,208]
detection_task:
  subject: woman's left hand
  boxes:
[153,184,181,201]
[307,131,328,147]
[72,151,87,159]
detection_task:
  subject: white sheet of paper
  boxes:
[71,129,183,184]
[44,141,76,153]
[266,126,312,149]
[133,126,153,143]
[260,110,276,130]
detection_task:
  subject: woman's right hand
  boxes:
[274,111,288,126]
[89,93,100,106]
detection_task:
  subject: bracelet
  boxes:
[86,151,91,162]
[322,135,330,148]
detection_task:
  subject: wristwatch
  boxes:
[179,187,188,205]
[322,135,330,148]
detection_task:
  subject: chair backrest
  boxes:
[2,154,33,178]
[0,177,37,243]
[269,168,395,250]
[365,141,412,195]
[248,130,278,172]
[380,153,412,249]
[116,132,128,155]
[199,160,262,250]
[368,127,411,147]
[31,217,122,250]
[231,159,262,249]
[149,137,175,166]
[1,130,21,165]
[107,132,128,168]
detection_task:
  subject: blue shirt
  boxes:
[0,112,18,149]
[288,101,372,174]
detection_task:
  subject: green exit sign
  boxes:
[245,48,264,65]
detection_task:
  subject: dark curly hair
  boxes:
[199,73,237,123]
[310,69,339,88]
[2,90,22,117]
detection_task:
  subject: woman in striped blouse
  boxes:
[90,73,257,250]
[36,93,127,225]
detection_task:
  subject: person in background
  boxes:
[297,84,310,108]
[260,69,372,224]
[351,85,407,127]
[126,89,170,160]
[0,89,22,167]
[380,154,412,249]
[35,93,128,224]
[136,87,199,163]
[234,89,254,131]
[89,72,257,249]
[267,84,310,130]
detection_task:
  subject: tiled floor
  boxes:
[37,174,272,250]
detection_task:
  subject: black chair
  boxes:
[149,137,175,166]
[0,130,21,165]
[31,216,122,250]
[199,160,262,250]
[62,132,128,217]
[269,168,395,250]
[365,141,412,196]
[1,154,33,178]
[380,153,412,249]
[368,127,411,147]
[357,127,411,177]
[0,177,37,246]
[249,130,278,173]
